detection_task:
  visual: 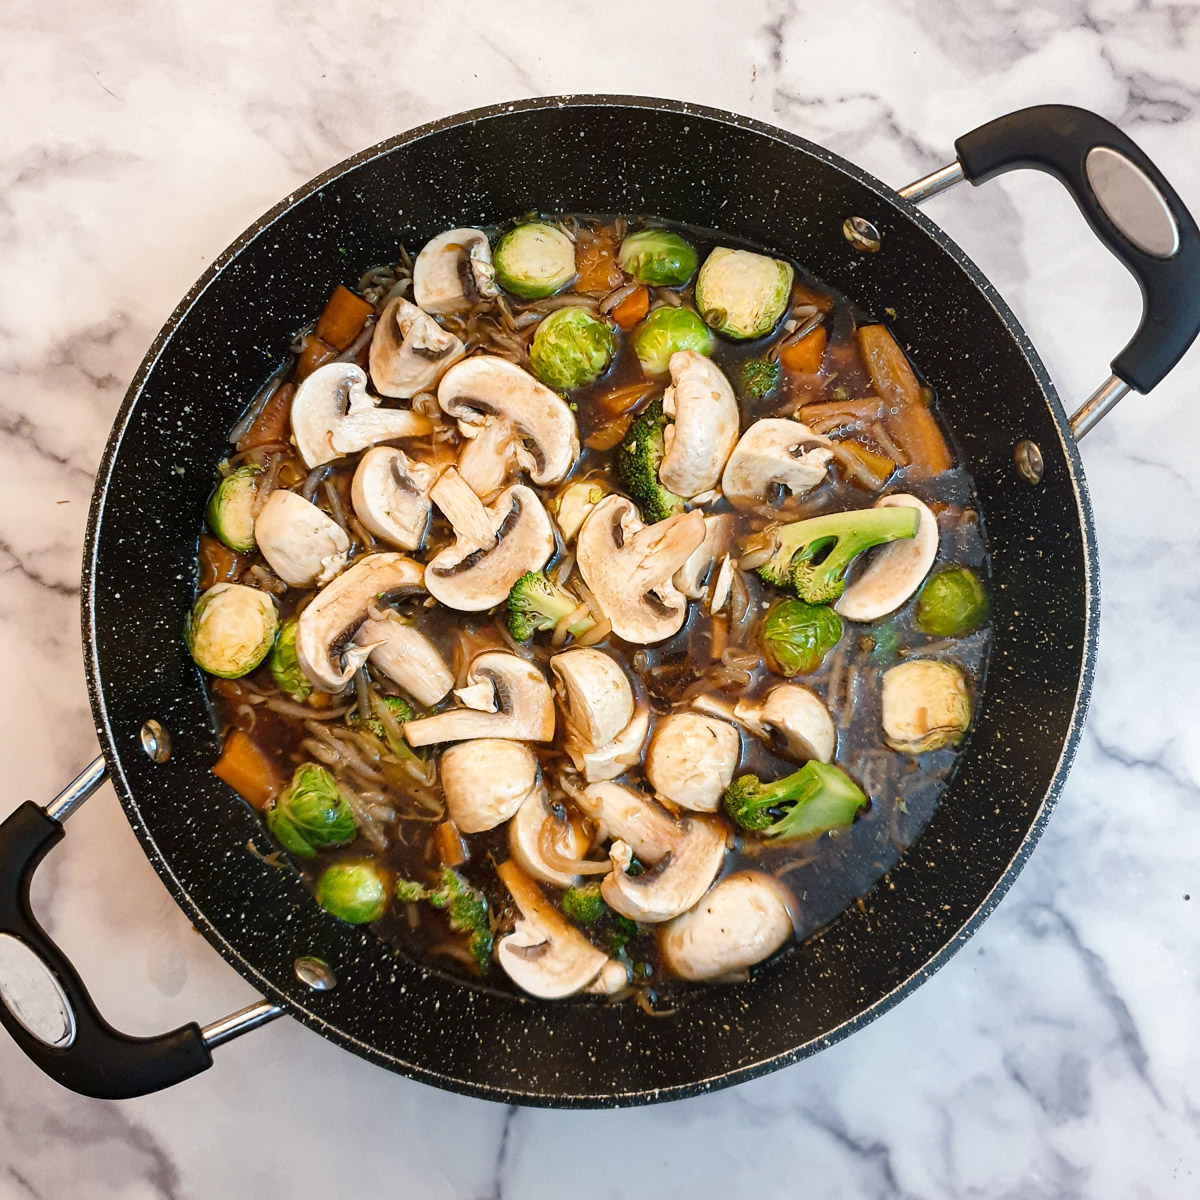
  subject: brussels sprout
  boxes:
[915,567,989,637]
[617,229,699,287]
[316,861,388,924]
[492,223,576,298]
[695,247,794,340]
[632,306,715,378]
[528,308,615,390]
[185,583,277,678]
[206,465,261,553]
[268,618,311,699]
[881,660,971,754]
[266,764,356,859]
[761,599,843,676]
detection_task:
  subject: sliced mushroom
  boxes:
[424,467,554,611]
[437,356,579,497]
[673,514,734,599]
[508,785,596,888]
[403,651,554,746]
[495,861,611,999]
[721,418,833,512]
[835,494,939,622]
[440,740,538,833]
[290,362,432,469]
[353,610,453,706]
[549,649,635,771]
[349,446,436,551]
[573,782,728,923]
[368,297,465,399]
[579,706,650,783]
[576,496,706,644]
[295,553,425,691]
[659,350,740,497]
[252,489,350,587]
[658,871,795,982]
[646,711,740,813]
[734,685,836,764]
[412,228,499,315]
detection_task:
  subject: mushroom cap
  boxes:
[353,611,453,707]
[368,297,465,399]
[835,494,939,622]
[440,739,538,833]
[508,785,594,888]
[549,648,635,765]
[294,553,425,691]
[413,228,499,315]
[646,711,741,812]
[579,706,650,783]
[658,871,795,981]
[721,419,833,512]
[734,684,836,764]
[253,489,350,587]
[576,496,706,644]
[350,446,436,551]
[659,350,740,497]
[290,362,432,469]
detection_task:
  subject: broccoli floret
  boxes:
[739,356,781,399]
[609,914,639,955]
[505,570,596,642]
[757,506,921,604]
[561,882,606,924]
[395,868,493,971]
[616,399,686,524]
[348,696,415,756]
[723,761,868,841]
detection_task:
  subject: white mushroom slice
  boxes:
[290,362,432,469]
[252,489,350,587]
[584,958,632,995]
[580,707,650,783]
[413,228,499,315]
[454,681,498,711]
[646,712,740,813]
[734,685,836,764]
[437,356,579,496]
[710,555,735,614]
[295,553,425,691]
[835,494,939,622]
[440,740,537,833]
[496,861,610,999]
[508,785,594,888]
[350,447,436,551]
[549,649,635,771]
[576,496,706,644]
[659,351,740,497]
[658,871,795,982]
[403,651,554,746]
[424,468,554,611]
[721,419,833,512]
[881,660,971,754]
[673,515,734,599]
[353,611,453,706]
[368,297,465,399]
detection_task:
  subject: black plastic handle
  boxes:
[0,801,213,1099]
[955,104,1200,394]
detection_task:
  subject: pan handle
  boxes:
[900,104,1200,436]
[0,757,282,1099]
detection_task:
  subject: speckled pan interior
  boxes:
[81,96,1098,1107]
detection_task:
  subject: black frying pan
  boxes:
[2,97,1197,1107]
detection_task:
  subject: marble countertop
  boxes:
[3,2,1200,1196]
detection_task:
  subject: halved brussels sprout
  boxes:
[915,567,989,637]
[316,861,388,924]
[206,465,261,553]
[266,764,356,858]
[632,306,715,377]
[268,618,311,699]
[881,660,971,754]
[493,223,576,299]
[695,247,794,339]
[529,308,615,390]
[185,583,277,679]
[761,598,843,676]
[617,229,698,287]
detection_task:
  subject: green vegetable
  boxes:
[266,764,356,859]
[506,570,595,642]
[493,222,576,298]
[185,583,278,678]
[758,507,920,605]
[529,307,615,390]
[610,914,639,954]
[268,618,311,700]
[316,861,388,924]
[723,761,867,841]
[632,306,715,378]
[395,868,493,970]
[915,567,989,637]
[615,398,685,523]
[761,599,843,675]
[553,479,606,542]
[882,660,971,753]
[739,356,782,399]
[561,882,606,924]
[206,465,260,553]
[348,695,415,755]
[695,247,794,339]
[617,229,698,287]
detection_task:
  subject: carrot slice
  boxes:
[238,382,294,450]
[830,439,896,490]
[573,227,623,293]
[611,285,650,330]
[212,730,285,810]
[293,335,337,382]
[779,326,827,373]
[798,396,885,427]
[436,820,468,868]
[198,534,244,590]
[315,286,374,351]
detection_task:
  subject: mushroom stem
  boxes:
[627,510,707,592]
[430,467,496,551]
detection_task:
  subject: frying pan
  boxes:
[1,97,1197,1107]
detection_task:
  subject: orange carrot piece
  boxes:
[315,286,374,351]
[611,285,650,330]
[798,396,885,426]
[198,535,244,590]
[238,382,294,450]
[212,730,285,810]
[573,228,623,293]
[779,326,827,373]
[831,439,896,490]
[293,335,337,382]
[436,820,468,868]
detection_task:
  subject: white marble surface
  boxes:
[2,2,1200,1196]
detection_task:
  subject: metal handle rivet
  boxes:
[139,721,171,763]
[843,216,882,252]
[1014,440,1044,485]
[294,956,337,991]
